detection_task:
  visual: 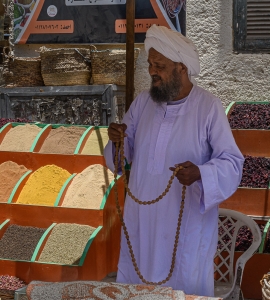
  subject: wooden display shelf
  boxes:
[0,151,125,283]
[220,186,270,217]
[0,123,109,155]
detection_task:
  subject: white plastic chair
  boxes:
[214,208,262,300]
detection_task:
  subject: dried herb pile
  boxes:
[0,118,32,128]
[218,222,269,253]
[240,155,270,188]
[229,103,270,129]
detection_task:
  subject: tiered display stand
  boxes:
[0,123,124,284]
[221,101,270,299]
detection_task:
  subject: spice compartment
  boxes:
[34,124,90,155]
[76,126,109,156]
[57,170,119,210]
[0,123,49,153]
[226,101,270,157]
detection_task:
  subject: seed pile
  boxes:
[0,161,29,203]
[62,164,114,209]
[16,165,71,206]
[38,223,96,265]
[0,275,26,292]
[39,126,86,154]
[0,118,31,128]
[240,155,270,188]
[229,103,270,129]
[81,128,109,155]
[0,224,46,261]
[0,124,41,152]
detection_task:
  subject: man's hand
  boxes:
[169,161,201,186]
[108,123,127,143]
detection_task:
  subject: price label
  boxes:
[65,0,126,6]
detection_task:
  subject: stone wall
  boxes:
[134,1,270,107]
[186,0,270,107]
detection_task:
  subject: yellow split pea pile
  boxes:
[16,165,71,206]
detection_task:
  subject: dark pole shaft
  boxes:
[125,0,135,112]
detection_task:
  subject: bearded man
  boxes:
[104,25,244,296]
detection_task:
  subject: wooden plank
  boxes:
[125,0,135,112]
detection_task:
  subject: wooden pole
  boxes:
[125,0,135,112]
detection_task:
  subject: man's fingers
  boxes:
[108,123,128,142]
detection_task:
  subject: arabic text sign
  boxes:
[65,0,126,6]
[31,21,74,34]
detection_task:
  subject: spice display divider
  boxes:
[0,219,10,239]
[7,170,32,204]
[54,174,77,207]
[0,123,12,144]
[30,223,56,262]
[259,219,270,253]
[30,124,51,153]
[50,124,90,129]
[78,226,103,266]
[74,126,94,154]
[99,175,120,210]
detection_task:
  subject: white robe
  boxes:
[104,85,244,296]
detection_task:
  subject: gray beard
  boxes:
[150,69,182,103]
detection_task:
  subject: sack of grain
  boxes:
[91,48,140,85]
[39,47,91,86]
[3,56,44,87]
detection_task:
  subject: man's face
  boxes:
[148,48,182,103]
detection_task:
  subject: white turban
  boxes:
[145,25,200,77]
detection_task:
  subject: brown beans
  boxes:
[0,225,46,261]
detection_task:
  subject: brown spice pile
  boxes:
[39,126,86,154]
[0,161,29,203]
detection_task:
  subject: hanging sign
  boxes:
[13,0,186,44]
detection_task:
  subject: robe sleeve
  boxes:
[197,99,244,214]
[104,93,143,174]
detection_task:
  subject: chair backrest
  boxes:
[214,208,262,286]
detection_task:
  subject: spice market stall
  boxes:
[0,122,125,299]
